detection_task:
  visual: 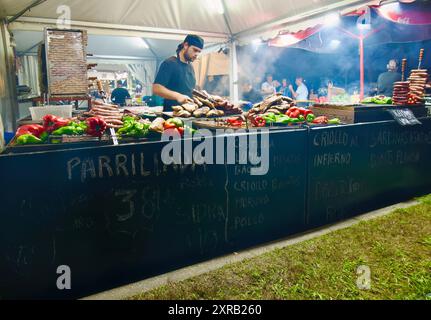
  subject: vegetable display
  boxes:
[361,96,392,105]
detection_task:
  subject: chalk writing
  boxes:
[67,152,152,182]
[314,152,352,167]
[233,214,265,231]
[314,178,362,201]
[235,195,270,209]
[369,150,421,168]
[233,180,269,192]
[369,131,431,148]
[313,131,359,147]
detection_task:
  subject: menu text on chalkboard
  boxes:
[387,109,422,126]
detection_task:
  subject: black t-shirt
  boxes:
[111,87,131,106]
[154,56,196,110]
[377,71,402,97]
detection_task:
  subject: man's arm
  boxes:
[153,84,193,105]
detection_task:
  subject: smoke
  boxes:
[237,44,286,96]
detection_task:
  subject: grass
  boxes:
[129,195,431,300]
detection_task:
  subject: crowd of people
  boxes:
[149,33,405,111]
[239,74,310,106]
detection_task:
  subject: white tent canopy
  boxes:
[2,0,376,42]
[13,30,180,60]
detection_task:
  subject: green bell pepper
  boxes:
[263,113,277,124]
[16,134,43,145]
[52,125,84,136]
[306,114,316,122]
[167,118,184,128]
[328,118,341,125]
[275,116,291,124]
[118,120,150,137]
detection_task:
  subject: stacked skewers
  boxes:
[392,59,409,105]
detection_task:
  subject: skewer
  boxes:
[401,58,407,82]
[418,49,424,70]
[97,79,118,145]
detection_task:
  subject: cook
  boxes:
[153,34,205,111]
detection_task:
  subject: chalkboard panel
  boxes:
[0,128,308,299]
[307,119,431,228]
[225,129,308,248]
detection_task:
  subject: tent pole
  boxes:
[359,37,364,100]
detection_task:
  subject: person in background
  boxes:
[135,83,143,96]
[241,79,263,104]
[289,76,309,103]
[111,81,131,106]
[377,59,401,97]
[279,78,292,98]
[261,74,277,97]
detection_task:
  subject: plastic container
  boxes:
[30,105,73,121]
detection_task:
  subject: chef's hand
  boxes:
[176,94,194,104]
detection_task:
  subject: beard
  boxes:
[184,50,196,62]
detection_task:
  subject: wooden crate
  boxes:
[310,104,428,124]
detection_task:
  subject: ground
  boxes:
[129,195,431,300]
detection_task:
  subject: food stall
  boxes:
[1,0,431,299]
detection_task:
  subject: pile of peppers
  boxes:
[260,107,342,126]
[14,114,108,145]
[118,116,151,137]
[285,107,316,123]
[15,124,48,145]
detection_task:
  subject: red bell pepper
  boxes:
[163,122,177,130]
[164,127,184,137]
[85,117,107,137]
[290,110,301,119]
[251,116,266,127]
[313,116,329,124]
[286,107,299,118]
[43,114,70,133]
[298,108,308,115]
[16,124,46,138]
[177,127,185,136]
[227,117,243,127]
[303,109,314,118]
